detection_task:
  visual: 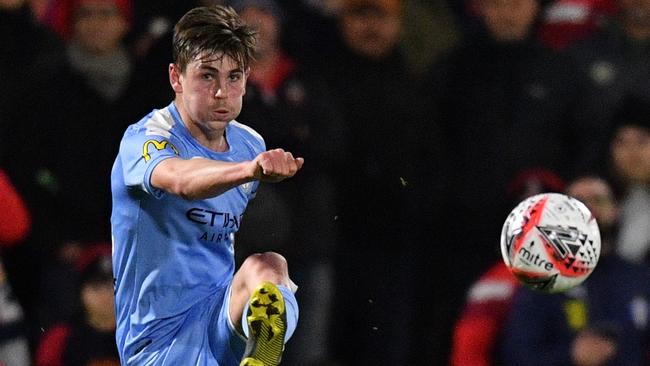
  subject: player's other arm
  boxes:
[151,148,304,200]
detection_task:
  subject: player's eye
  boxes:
[228,73,242,82]
[202,73,214,81]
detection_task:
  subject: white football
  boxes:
[500,193,601,293]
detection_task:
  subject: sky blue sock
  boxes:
[278,284,299,341]
[241,284,299,343]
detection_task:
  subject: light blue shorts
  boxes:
[125,284,246,365]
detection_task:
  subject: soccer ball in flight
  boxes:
[500,193,601,293]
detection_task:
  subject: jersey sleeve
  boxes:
[249,181,260,200]
[117,128,181,199]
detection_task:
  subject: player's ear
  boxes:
[169,63,183,93]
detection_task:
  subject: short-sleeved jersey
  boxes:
[110,102,265,360]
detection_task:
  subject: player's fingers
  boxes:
[295,157,304,170]
[270,150,290,176]
[261,149,303,178]
[264,149,287,176]
[282,152,295,176]
[285,153,304,177]
[259,153,275,176]
[271,150,287,175]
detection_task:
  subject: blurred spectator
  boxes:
[3,0,146,337]
[35,246,119,366]
[318,0,446,364]
[230,0,347,364]
[336,0,402,61]
[0,0,65,161]
[607,95,650,264]
[0,170,31,366]
[5,0,145,246]
[42,0,132,41]
[501,175,650,366]
[399,0,460,77]
[450,168,565,366]
[286,0,461,77]
[538,0,617,51]
[565,0,650,167]
[425,0,593,321]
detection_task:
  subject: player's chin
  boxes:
[206,117,231,128]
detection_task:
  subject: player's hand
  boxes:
[571,329,617,366]
[253,148,304,182]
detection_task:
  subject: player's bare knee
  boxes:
[245,252,288,274]
[241,252,288,284]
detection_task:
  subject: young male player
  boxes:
[111,6,302,365]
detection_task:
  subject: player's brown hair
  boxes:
[173,6,257,72]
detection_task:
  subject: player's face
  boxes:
[170,53,248,130]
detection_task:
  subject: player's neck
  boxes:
[175,99,230,152]
[186,123,229,152]
[197,131,229,152]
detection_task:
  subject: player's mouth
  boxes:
[214,108,230,116]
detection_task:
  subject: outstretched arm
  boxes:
[151,148,304,200]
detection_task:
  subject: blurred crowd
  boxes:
[1,0,650,365]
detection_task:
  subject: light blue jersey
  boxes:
[111,102,265,365]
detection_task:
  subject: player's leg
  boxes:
[230,252,299,365]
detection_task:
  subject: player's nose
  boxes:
[214,87,227,99]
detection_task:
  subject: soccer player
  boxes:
[110,6,302,366]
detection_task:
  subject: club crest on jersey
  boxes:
[142,139,179,162]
